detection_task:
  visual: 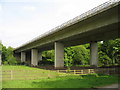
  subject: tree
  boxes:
[64,45,90,70]
[1,43,17,65]
[41,50,54,65]
[64,47,74,70]
[2,45,7,63]
[0,41,2,65]
[98,39,120,65]
[98,51,112,66]
[73,45,89,65]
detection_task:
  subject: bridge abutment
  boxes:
[90,42,98,67]
[31,49,38,66]
[55,42,64,68]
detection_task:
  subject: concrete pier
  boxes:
[21,52,26,62]
[55,42,64,68]
[31,49,38,66]
[90,42,98,66]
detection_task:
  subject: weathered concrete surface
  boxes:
[21,52,26,62]
[14,2,120,53]
[55,42,64,68]
[90,42,98,66]
[31,49,38,66]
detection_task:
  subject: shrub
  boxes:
[6,55,17,65]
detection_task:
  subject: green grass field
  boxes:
[2,65,65,80]
[1,65,120,88]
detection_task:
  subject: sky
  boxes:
[0,0,110,48]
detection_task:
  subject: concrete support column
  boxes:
[21,52,26,62]
[55,42,64,68]
[90,42,98,66]
[31,49,38,66]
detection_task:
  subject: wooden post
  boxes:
[88,69,91,73]
[10,70,13,80]
[74,70,76,74]
[81,70,83,74]
[91,69,93,73]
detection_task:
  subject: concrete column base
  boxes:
[55,42,64,68]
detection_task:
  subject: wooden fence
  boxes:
[1,70,57,80]
[53,68,119,75]
[53,69,95,74]
[1,68,119,80]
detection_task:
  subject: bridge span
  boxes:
[14,1,120,68]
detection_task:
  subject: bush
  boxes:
[98,51,112,66]
[7,55,17,65]
[3,61,9,65]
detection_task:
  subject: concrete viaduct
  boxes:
[14,1,120,68]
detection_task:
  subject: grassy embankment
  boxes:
[2,65,120,88]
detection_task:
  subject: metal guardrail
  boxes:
[15,0,120,50]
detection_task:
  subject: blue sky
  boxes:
[0,0,110,48]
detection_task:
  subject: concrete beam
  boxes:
[55,42,64,68]
[21,52,26,62]
[31,49,38,66]
[90,42,98,66]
